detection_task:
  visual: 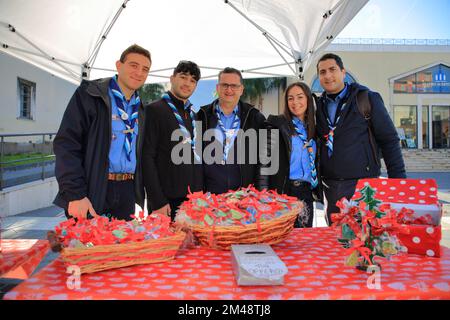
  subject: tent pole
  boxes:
[224,1,294,60]
[309,1,344,57]
[83,0,130,79]
[245,61,296,72]
[302,1,348,72]
[0,42,81,67]
[295,1,343,73]
[201,70,287,80]
[225,1,291,50]
[295,60,304,80]
[325,0,351,43]
[81,64,90,80]
[264,36,296,76]
[90,64,288,80]
[240,70,288,77]
[1,22,80,80]
[89,65,172,80]
[307,1,350,70]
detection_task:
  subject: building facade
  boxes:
[0,51,78,141]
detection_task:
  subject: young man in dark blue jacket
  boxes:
[315,53,406,225]
[53,44,151,221]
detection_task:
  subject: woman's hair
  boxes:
[282,82,316,140]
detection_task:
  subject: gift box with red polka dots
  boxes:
[353,178,442,258]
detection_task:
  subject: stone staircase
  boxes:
[382,149,450,172]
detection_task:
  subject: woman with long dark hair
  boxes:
[260,82,318,227]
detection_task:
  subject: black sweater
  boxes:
[142,92,203,210]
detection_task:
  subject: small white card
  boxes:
[240,255,288,280]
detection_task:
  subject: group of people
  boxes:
[53,44,406,228]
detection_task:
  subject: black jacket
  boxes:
[315,82,406,180]
[259,114,319,194]
[53,77,145,212]
[142,92,203,211]
[197,100,266,193]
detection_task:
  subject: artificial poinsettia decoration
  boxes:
[53,213,174,249]
[175,185,302,230]
[331,184,410,270]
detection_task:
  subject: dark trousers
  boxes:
[103,180,136,221]
[168,197,187,222]
[322,178,358,226]
[64,180,135,221]
[285,181,314,228]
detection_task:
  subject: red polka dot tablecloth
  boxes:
[0,239,50,279]
[3,228,450,300]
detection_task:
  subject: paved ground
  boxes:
[1,172,449,299]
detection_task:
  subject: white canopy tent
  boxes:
[0,0,368,84]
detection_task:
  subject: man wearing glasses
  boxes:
[198,67,266,194]
[142,60,203,220]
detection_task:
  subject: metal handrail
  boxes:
[0,132,56,138]
[0,132,57,190]
[1,155,55,165]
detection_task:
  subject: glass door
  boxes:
[422,106,429,149]
[394,105,417,148]
[432,106,450,149]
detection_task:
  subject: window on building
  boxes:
[394,64,450,94]
[393,73,415,93]
[394,106,417,149]
[17,78,36,120]
[311,72,357,94]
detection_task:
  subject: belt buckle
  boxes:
[292,180,301,187]
[123,173,133,181]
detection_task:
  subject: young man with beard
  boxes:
[142,60,202,220]
[315,53,406,225]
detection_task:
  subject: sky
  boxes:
[189,80,217,110]
[338,0,450,39]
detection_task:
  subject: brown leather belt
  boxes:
[108,173,134,181]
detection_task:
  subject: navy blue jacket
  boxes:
[315,82,406,180]
[53,78,145,213]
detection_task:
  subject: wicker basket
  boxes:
[60,230,186,274]
[183,202,302,250]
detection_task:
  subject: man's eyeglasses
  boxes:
[219,83,242,91]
